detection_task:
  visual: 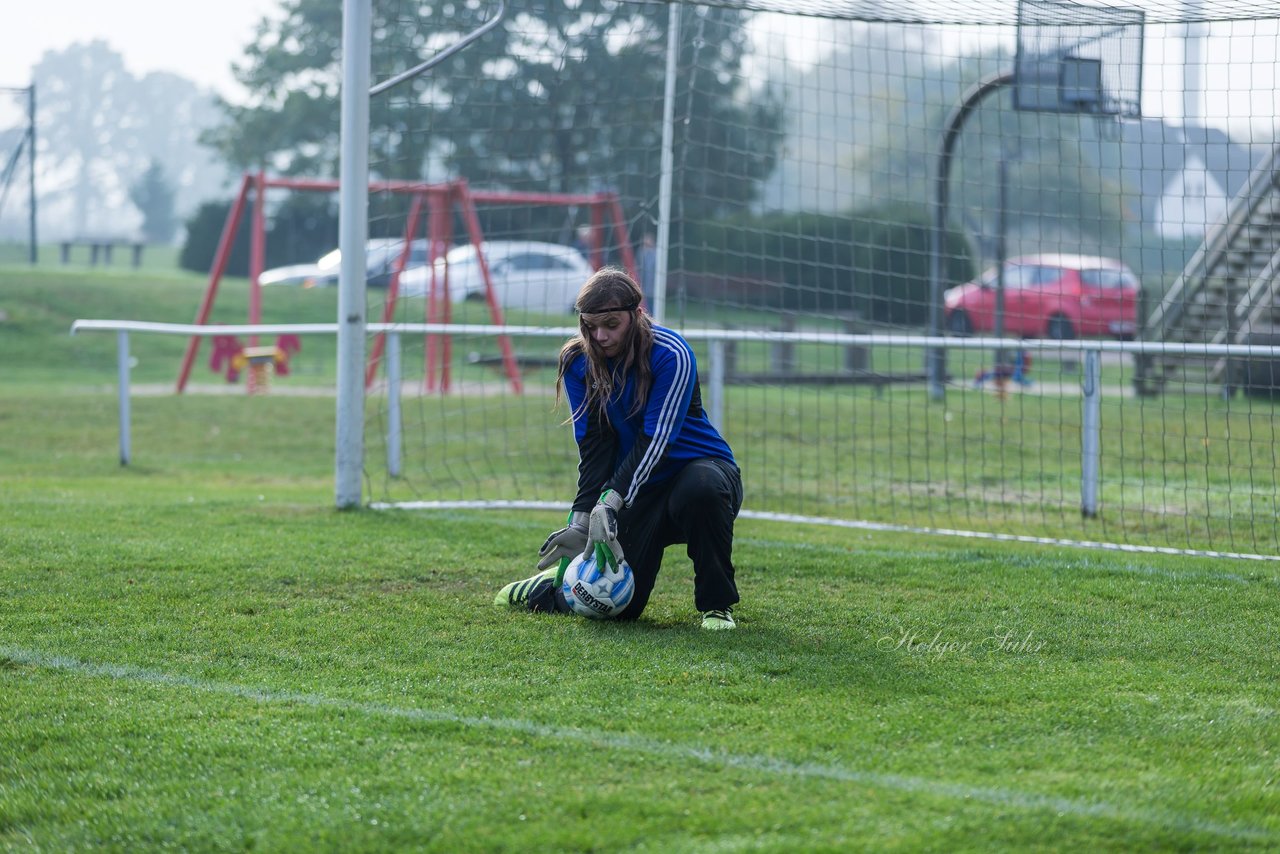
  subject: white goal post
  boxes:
[335,0,372,509]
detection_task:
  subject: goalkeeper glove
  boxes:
[583,489,626,571]
[536,510,590,578]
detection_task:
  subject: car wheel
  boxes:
[946,311,974,337]
[1047,315,1075,340]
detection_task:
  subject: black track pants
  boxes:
[615,457,743,618]
[530,458,743,619]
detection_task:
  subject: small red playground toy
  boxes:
[210,333,302,394]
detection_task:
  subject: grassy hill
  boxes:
[0,263,340,389]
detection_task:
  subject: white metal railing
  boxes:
[70,319,1280,517]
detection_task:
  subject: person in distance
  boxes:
[494,267,743,630]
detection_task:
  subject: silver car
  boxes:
[399,240,593,313]
[258,238,429,288]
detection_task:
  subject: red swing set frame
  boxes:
[176,171,636,394]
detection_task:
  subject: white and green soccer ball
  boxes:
[561,552,635,619]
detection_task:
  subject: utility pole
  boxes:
[0,83,37,263]
[28,83,37,264]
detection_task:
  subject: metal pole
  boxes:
[653,2,680,326]
[249,170,266,337]
[335,0,372,509]
[386,332,402,478]
[117,331,131,466]
[707,339,724,431]
[929,70,1015,401]
[994,152,1008,368]
[1080,349,1101,518]
[1222,276,1237,400]
[368,1,506,96]
[28,83,36,265]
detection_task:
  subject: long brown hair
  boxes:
[556,267,654,423]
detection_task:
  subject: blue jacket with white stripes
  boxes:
[565,325,736,511]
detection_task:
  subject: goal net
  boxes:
[362,0,1280,559]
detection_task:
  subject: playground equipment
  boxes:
[176,171,635,395]
[209,333,302,394]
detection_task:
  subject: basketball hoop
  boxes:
[1014,0,1145,121]
[926,0,1146,401]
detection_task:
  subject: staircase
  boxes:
[1134,144,1280,395]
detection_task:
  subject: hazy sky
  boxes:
[1,0,282,100]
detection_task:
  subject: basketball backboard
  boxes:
[1014,0,1145,118]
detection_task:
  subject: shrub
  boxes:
[676,204,973,324]
[180,200,248,275]
[180,195,338,276]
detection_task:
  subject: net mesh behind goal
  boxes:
[363,0,1280,559]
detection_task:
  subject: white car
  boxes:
[258,263,321,287]
[260,238,429,289]
[399,240,593,312]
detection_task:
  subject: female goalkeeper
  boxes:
[494,267,743,629]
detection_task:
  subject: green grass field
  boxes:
[2,265,1278,850]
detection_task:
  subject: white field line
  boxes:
[731,537,1267,584]
[3,646,1274,845]
[740,511,1280,562]
[374,502,1280,562]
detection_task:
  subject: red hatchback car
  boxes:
[944,254,1141,340]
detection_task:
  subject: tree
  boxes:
[32,40,135,236]
[129,159,177,244]
[204,0,783,223]
[127,71,230,221]
[848,52,1131,263]
[680,205,972,322]
[179,192,337,275]
[755,22,938,214]
[180,199,249,275]
[31,42,229,240]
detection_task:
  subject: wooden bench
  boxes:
[725,370,931,387]
[59,239,145,268]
